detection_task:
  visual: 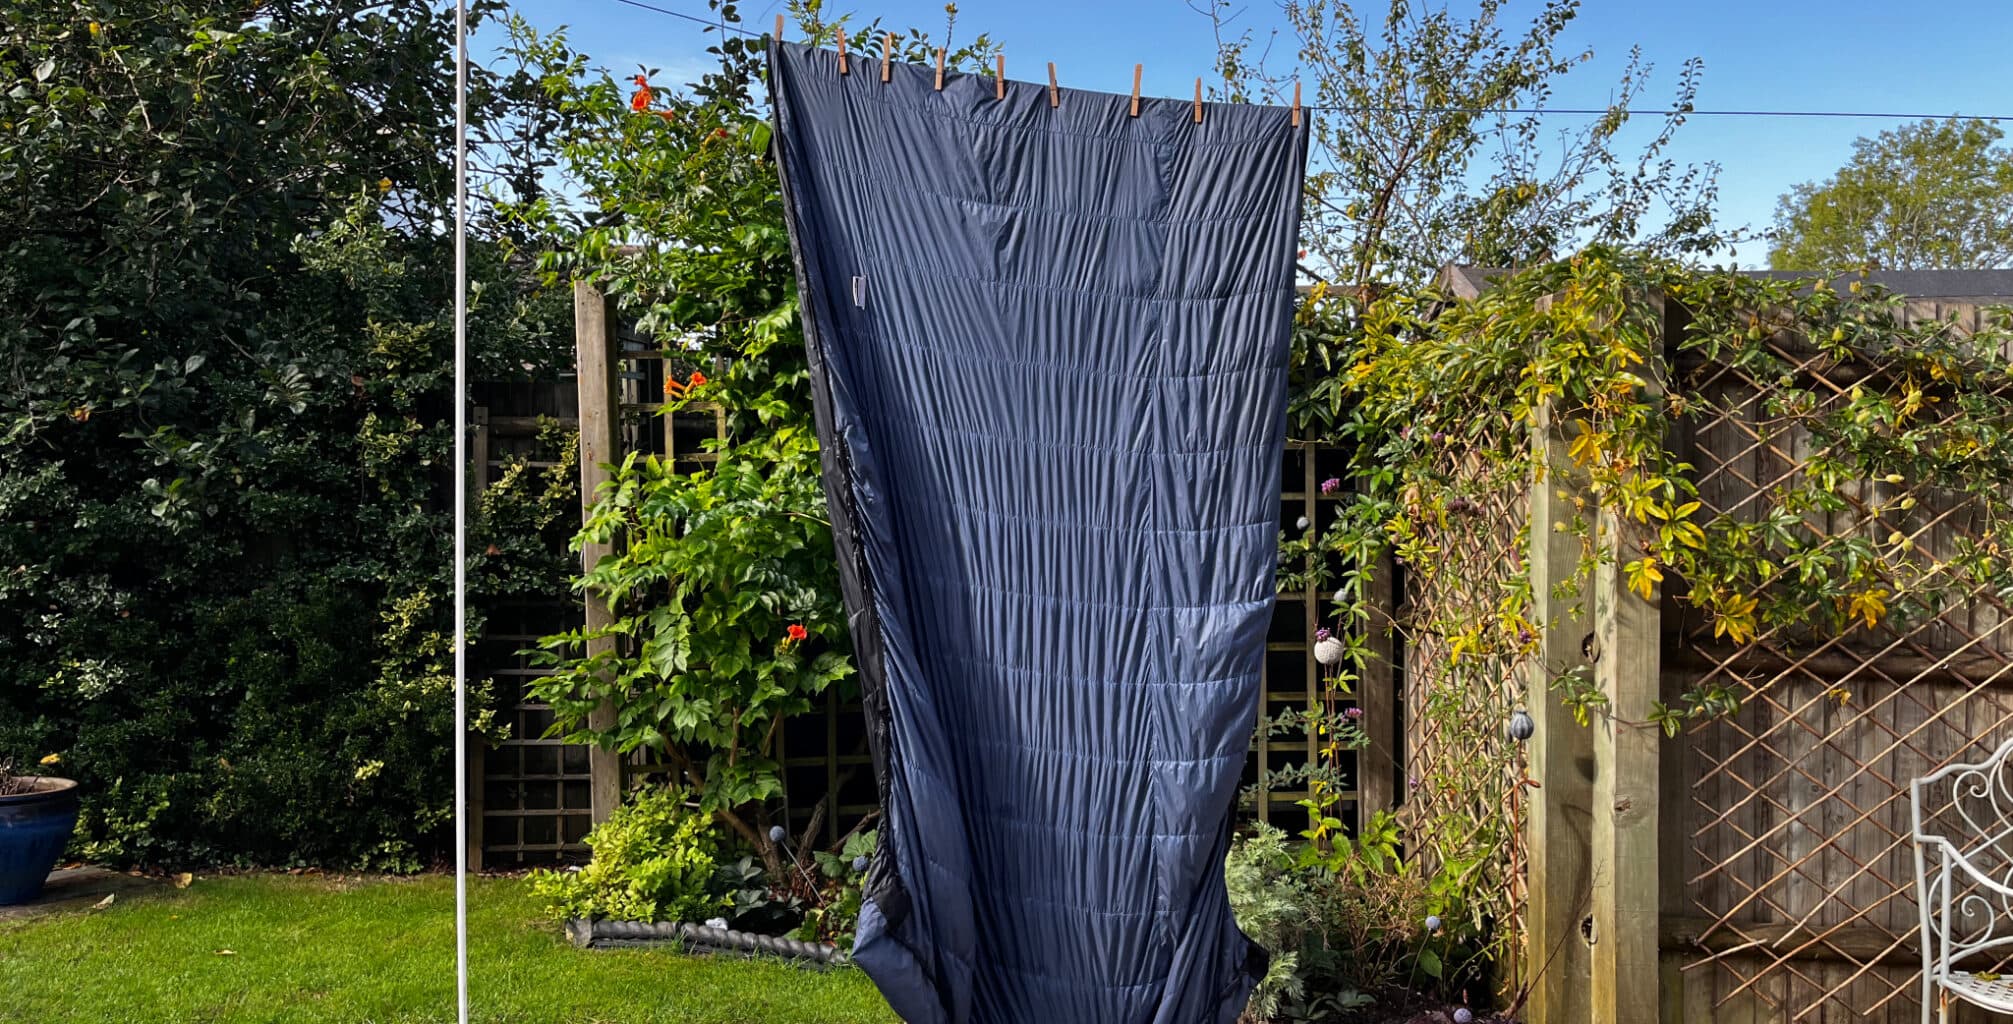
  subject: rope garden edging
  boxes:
[564,919,849,967]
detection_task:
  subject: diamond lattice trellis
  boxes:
[1394,408,1535,986]
[1670,300,2013,1023]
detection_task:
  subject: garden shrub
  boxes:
[1226,825,1311,1020]
[526,784,881,945]
[1229,818,1465,1021]
[530,787,724,924]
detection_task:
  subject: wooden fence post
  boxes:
[1588,296,1665,1024]
[574,281,624,824]
[1590,500,1663,1023]
[1524,399,1597,1024]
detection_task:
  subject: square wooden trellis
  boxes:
[567,282,1395,848]
[468,383,599,868]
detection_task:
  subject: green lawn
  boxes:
[0,873,899,1024]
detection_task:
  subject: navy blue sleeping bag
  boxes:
[769,40,1308,1024]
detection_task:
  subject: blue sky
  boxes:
[494,0,2012,267]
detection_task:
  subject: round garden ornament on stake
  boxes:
[1508,707,1535,742]
[1313,627,1345,666]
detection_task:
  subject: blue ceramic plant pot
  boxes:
[0,778,79,905]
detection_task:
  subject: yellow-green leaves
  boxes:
[1567,419,1603,468]
[1712,593,1760,646]
[1623,557,1663,600]
[1846,589,1890,631]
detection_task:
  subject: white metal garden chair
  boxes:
[1913,733,2013,1022]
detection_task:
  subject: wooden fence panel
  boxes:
[1658,301,2013,1023]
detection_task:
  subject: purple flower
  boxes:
[1320,477,1342,494]
[1314,627,1332,642]
[1343,707,1364,720]
[1408,774,1422,790]
[1431,431,1446,444]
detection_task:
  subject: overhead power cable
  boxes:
[603,0,2011,123]
[608,0,764,35]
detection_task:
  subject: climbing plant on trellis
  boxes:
[1303,252,2013,1013]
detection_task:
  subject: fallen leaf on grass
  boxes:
[173,873,193,889]
[213,949,236,956]
[91,894,114,910]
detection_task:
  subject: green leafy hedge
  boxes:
[0,1,574,868]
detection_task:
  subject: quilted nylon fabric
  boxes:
[770,40,1307,1024]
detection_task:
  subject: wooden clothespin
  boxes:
[774,15,784,40]
[934,48,945,91]
[996,55,1005,101]
[1193,78,1203,123]
[1291,81,1301,127]
[1130,64,1142,117]
[1047,62,1059,108]
[836,31,847,75]
[882,33,895,83]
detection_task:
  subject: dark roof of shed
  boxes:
[1742,270,2013,304]
[1436,265,2013,304]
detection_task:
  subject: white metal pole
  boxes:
[452,1,471,1023]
